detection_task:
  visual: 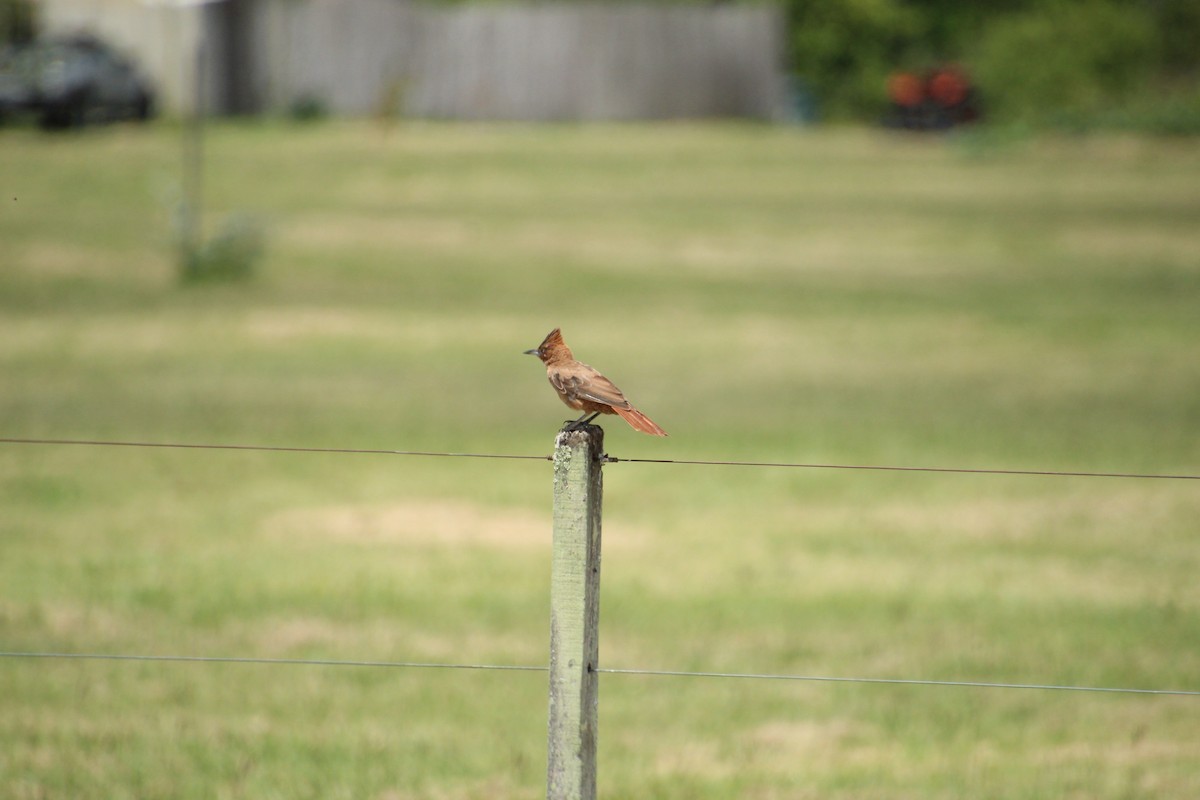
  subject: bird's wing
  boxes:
[551,365,632,409]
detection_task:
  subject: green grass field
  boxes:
[2,120,1198,799]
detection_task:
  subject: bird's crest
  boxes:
[536,328,572,362]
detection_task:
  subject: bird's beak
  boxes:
[523,348,540,357]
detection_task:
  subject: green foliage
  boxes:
[288,93,329,123]
[1049,84,1200,136]
[1156,0,1200,74]
[787,0,923,119]
[0,0,34,44]
[973,2,1158,125]
[1125,88,1200,136]
[783,0,1200,130]
[180,213,266,284]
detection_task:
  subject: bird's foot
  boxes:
[563,412,601,432]
[562,419,602,433]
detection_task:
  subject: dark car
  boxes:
[0,35,155,129]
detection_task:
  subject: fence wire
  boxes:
[3,437,1197,480]
[0,651,545,673]
[1,652,1196,697]
[2,435,1197,700]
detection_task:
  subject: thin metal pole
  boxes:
[181,21,205,275]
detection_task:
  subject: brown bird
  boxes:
[524,328,667,436]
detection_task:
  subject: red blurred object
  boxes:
[928,66,968,108]
[887,71,924,108]
[885,63,980,130]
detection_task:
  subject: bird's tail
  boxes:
[615,406,668,437]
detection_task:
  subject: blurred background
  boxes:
[2,1,1199,799]
[4,0,1200,129]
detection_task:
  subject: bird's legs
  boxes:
[564,411,601,431]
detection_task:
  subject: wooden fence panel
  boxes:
[38,0,785,119]
[403,3,783,120]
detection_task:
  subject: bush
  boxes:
[288,94,328,123]
[1083,85,1200,136]
[0,0,35,44]
[787,0,924,120]
[180,213,266,284]
[972,2,1158,125]
[1156,0,1200,75]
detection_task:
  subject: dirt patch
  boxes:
[266,498,651,552]
[282,215,472,253]
[750,718,861,754]
[266,499,549,549]
[654,740,735,781]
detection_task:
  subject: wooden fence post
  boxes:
[547,424,605,800]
